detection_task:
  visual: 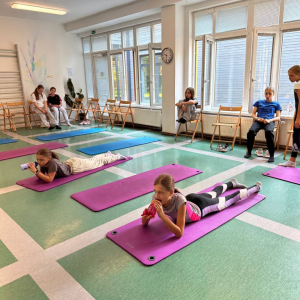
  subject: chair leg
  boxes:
[210,125,217,148]
[175,123,181,141]
[26,114,32,129]
[122,114,129,131]
[231,126,239,150]
[191,122,199,143]
[284,132,292,160]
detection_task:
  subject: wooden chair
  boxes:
[6,102,32,132]
[284,122,294,160]
[27,100,40,127]
[175,105,203,142]
[108,100,134,130]
[84,98,101,124]
[68,98,86,123]
[253,119,281,151]
[0,102,14,131]
[98,99,117,126]
[210,105,243,150]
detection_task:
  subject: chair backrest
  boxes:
[116,100,132,113]
[0,102,6,116]
[217,105,243,124]
[6,101,24,107]
[87,98,100,109]
[103,99,117,113]
[75,98,84,103]
[6,101,28,116]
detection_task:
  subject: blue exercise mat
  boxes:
[36,128,106,141]
[0,138,18,145]
[77,137,161,155]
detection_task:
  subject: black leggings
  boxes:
[186,182,259,217]
[291,127,300,158]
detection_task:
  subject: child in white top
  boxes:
[31,85,60,130]
[27,148,127,183]
[175,87,198,123]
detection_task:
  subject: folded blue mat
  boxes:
[0,138,18,145]
[36,128,106,141]
[77,137,161,155]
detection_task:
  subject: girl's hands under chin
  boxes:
[152,200,164,218]
[28,162,37,174]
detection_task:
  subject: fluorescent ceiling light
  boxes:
[11,3,66,15]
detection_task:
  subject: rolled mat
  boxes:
[71,164,202,211]
[36,128,106,141]
[77,137,161,155]
[263,166,300,185]
[16,157,133,191]
[107,183,265,266]
[0,142,68,161]
[0,138,18,145]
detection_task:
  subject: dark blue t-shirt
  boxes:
[253,100,282,119]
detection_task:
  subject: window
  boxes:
[253,35,274,102]
[216,6,248,33]
[123,30,134,48]
[110,32,122,50]
[82,22,161,106]
[195,40,203,103]
[84,56,94,98]
[124,50,135,101]
[153,23,162,43]
[284,0,300,23]
[111,54,124,101]
[91,35,107,52]
[215,38,246,107]
[82,38,91,54]
[154,50,162,104]
[278,30,300,112]
[94,55,109,103]
[139,50,150,104]
[137,26,151,45]
[254,0,280,27]
[194,12,213,37]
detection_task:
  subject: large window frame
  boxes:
[192,0,300,116]
[82,21,162,107]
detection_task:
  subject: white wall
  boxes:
[0,16,86,105]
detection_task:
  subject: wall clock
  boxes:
[161,47,173,63]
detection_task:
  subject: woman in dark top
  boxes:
[48,87,71,126]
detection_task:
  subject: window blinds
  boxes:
[153,23,162,43]
[91,35,107,52]
[110,32,122,50]
[137,26,151,45]
[84,56,94,98]
[215,37,246,107]
[216,6,248,33]
[278,30,300,111]
[82,38,91,53]
[123,30,134,48]
[284,0,300,23]
[254,0,280,27]
[194,12,213,37]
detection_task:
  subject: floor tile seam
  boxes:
[1,131,43,145]
[68,135,117,147]
[0,185,24,195]
[236,212,300,242]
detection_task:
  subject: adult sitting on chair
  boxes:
[31,85,61,130]
[244,86,281,162]
[48,87,71,126]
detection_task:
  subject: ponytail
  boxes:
[36,148,59,160]
[32,84,44,100]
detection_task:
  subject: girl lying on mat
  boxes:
[27,148,127,183]
[141,174,262,238]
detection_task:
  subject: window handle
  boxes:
[252,78,260,82]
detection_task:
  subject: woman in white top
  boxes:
[31,85,61,130]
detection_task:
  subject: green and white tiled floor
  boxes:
[0,124,300,300]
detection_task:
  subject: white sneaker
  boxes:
[217,144,223,152]
[256,181,262,192]
[79,121,85,125]
[117,153,127,160]
[278,160,296,167]
[255,148,264,157]
[264,150,270,158]
[67,123,72,126]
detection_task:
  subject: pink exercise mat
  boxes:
[0,142,68,161]
[16,157,133,192]
[107,183,265,266]
[71,164,202,211]
[263,166,300,185]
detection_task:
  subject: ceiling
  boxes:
[0,0,140,23]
